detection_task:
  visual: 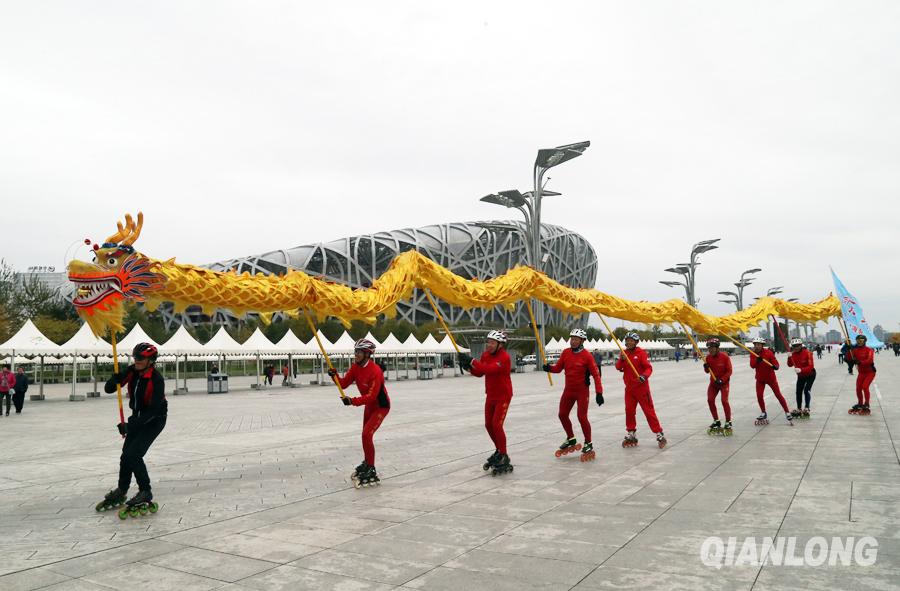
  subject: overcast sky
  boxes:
[2,1,897,335]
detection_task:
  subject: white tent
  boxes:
[378,333,406,353]
[276,329,315,355]
[0,320,61,355]
[160,325,205,355]
[202,327,245,355]
[329,332,357,354]
[117,323,162,354]
[241,327,282,354]
[61,323,112,356]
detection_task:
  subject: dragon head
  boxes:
[68,212,165,336]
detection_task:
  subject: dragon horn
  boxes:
[121,212,144,246]
[105,218,129,243]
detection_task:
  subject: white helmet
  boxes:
[486,330,508,344]
[790,337,803,347]
[624,332,640,342]
[570,328,588,340]
[752,337,766,345]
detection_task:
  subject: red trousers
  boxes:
[558,389,591,442]
[707,382,731,421]
[362,406,389,466]
[625,385,662,433]
[755,378,789,413]
[485,398,511,454]
[856,372,875,405]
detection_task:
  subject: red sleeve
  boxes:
[549,350,567,374]
[639,349,652,379]
[766,349,779,369]
[337,364,356,389]
[750,353,759,368]
[786,355,795,367]
[351,365,385,406]
[588,354,602,391]
[722,354,733,380]
[615,355,625,372]
[703,355,711,373]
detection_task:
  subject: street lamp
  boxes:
[480,140,590,359]
[660,239,720,308]
[717,290,740,311]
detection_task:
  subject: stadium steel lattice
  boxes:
[164,221,597,329]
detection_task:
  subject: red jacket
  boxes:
[338,360,390,409]
[470,348,513,400]
[750,348,779,381]
[0,371,13,393]
[786,348,815,376]
[850,346,875,374]
[704,351,733,383]
[615,346,652,388]
[549,348,602,394]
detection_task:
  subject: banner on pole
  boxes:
[830,268,883,347]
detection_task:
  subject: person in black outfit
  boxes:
[99,342,167,509]
[12,367,28,413]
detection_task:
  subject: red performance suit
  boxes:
[548,347,602,442]
[338,360,390,466]
[750,348,789,413]
[471,348,513,454]
[615,346,662,433]
[850,346,876,405]
[704,351,733,421]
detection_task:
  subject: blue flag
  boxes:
[830,268,883,347]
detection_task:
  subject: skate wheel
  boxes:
[118,508,129,520]
[574,444,582,452]
[483,464,490,471]
[554,450,563,458]
[95,502,105,512]
[148,502,158,513]
[354,481,362,489]
[658,440,667,449]
[139,505,149,515]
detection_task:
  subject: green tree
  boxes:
[33,315,80,344]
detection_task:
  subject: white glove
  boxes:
[794,368,801,374]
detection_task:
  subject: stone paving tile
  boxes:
[402,565,570,590]
[142,547,276,582]
[241,522,360,547]
[44,539,185,578]
[189,533,322,563]
[572,565,750,591]
[445,548,595,585]
[81,562,224,591]
[0,567,70,591]
[333,534,469,566]
[290,548,432,585]
[238,564,394,591]
[480,533,619,565]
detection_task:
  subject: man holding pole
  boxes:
[543,328,602,462]
[787,338,815,419]
[615,332,666,449]
[848,334,875,415]
[750,337,793,426]
[703,338,733,436]
[461,330,515,475]
[329,338,390,488]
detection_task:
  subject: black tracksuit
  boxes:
[13,374,28,413]
[105,366,167,493]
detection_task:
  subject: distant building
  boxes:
[873,324,885,341]
[825,329,842,343]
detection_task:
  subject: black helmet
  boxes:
[133,342,158,362]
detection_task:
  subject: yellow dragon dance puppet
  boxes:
[68,213,842,338]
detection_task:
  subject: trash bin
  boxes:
[417,365,434,380]
[207,373,228,393]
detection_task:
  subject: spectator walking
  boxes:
[12,367,28,414]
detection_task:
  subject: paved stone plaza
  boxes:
[0,356,897,591]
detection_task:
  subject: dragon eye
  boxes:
[107,257,118,266]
